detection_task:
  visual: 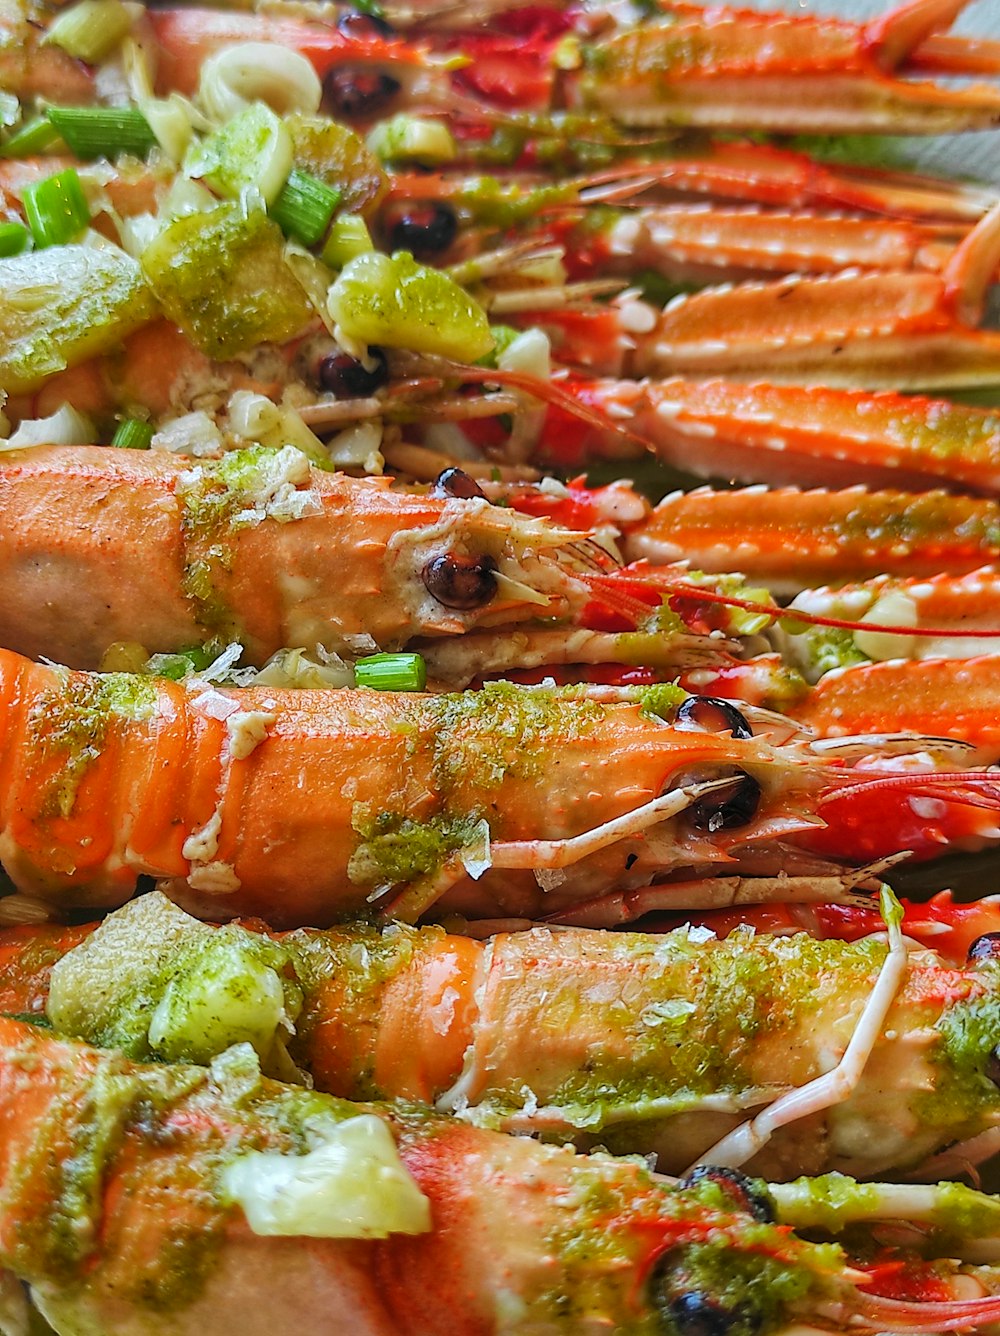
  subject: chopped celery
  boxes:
[0,118,61,159]
[327,250,493,362]
[286,114,387,218]
[44,0,134,63]
[355,652,426,691]
[22,168,90,247]
[270,169,340,247]
[141,200,312,359]
[111,418,154,449]
[0,244,156,393]
[0,222,29,257]
[47,106,157,160]
[321,214,373,270]
[185,102,293,207]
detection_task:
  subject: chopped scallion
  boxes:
[0,222,29,257]
[355,652,427,692]
[271,169,341,248]
[22,168,90,248]
[0,118,61,159]
[47,106,156,160]
[111,418,154,449]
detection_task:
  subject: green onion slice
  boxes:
[0,221,29,257]
[0,118,61,159]
[111,418,154,449]
[47,106,156,160]
[22,168,91,248]
[270,169,341,248]
[355,652,427,692]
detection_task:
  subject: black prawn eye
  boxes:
[422,554,497,610]
[386,202,458,258]
[323,67,401,118]
[433,468,487,501]
[649,1260,754,1336]
[676,696,754,741]
[676,1165,775,1224]
[317,348,389,398]
[669,1293,742,1336]
[337,10,395,37]
[685,768,762,834]
[968,933,1000,964]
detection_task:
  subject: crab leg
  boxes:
[539,376,1000,493]
[623,486,1000,594]
[794,654,1000,744]
[576,0,1000,134]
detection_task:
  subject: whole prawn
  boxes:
[5,891,1000,1180]
[6,647,1000,924]
[4,1015,1000,1336]
[0,444,612,669]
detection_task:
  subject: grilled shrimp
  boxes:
[4,1015,1000,1335]
[4,892,1000,1180]
[0,444,611,668]
[2,647,1000,924]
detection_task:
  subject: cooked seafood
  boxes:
[6,1014,1000,1336]
[3,892,999,1180]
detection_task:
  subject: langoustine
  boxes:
[139,0,1000,134]
[526,196,1000,392]
[4,891,1000,1181]
[0,443,620,669]
[6,1014,1000,1336]
[6,445,1000,686]
[6,0,1000,139]
[621,485,1000,593]
[539,377,1000,495]
[6,644,1000,924]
